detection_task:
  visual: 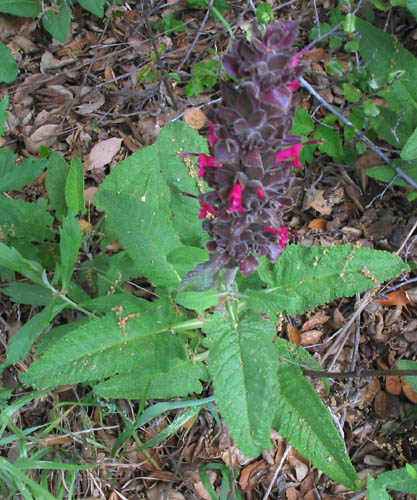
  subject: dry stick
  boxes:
[299,76,417,190]
[177,0,215,72]
[303,367,417,379]
[262,444,292,500]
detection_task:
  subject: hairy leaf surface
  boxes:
[274,364,362,491]
[94,361,208,399]
[247,245,405,316]
[21,301,182,389]
[204,312,278,457]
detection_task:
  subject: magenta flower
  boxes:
[288,80,300,92]
[199,201,218,219]
[179,153,221,177]
[276,140,320,169]
[257,187,265,199]
[265,225,290,247]
[208,122,219,145]
[229,183,246,213]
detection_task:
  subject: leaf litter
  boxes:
[1,0,417,498]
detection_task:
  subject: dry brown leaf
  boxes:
[40,51,75,72]
[307,218,327,231]
[406,287,417,303]
[300,330,323,345]
[373,391,391,418]
[287,324,301,345]
[123,135,140,152]
[303,189,333,215]
[401,378,417,403]
[376,291,409,307]
[286,486,299,500]
[25,123,60,153]
[184,108,207,130]
[385,376,402,395]
[87,137,122,171]
[104,63,115,82]
[302,313,330,331]
[75,92,105,115]
[361,378,380,406]
[239,460,264,492]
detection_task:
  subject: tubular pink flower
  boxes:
[179,153,221,177]
[229,183,246,213]
[288,80,300,91]
[276,140,321,169]
[257,187,265,199]
[265,225,290,247]
[199,201,218,219]
[208,122,219,145]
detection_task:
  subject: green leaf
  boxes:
[367,475,392,500]
[21,302,181,389]
[366,159,417,187]
[274,364,362,491]
[95,120,208,248]
[398,360,417,392]
[167,246,209,278]
[45,152,70,220]
[0,242,44,285]
[1,283,52,305]
[0,43,18,83]
[0,149,46,192]
[326,60,346,77]
[96,190,182,287]
[0,96,9,135]
[406,463,417,480]
[204,312,278,457]
[314,125,344,159]
[1,301,66,374]
[65,157,85,215]
[246,245,406,316]
[76,0,105,17]
[35,317,89,355]
[374,465,417,494]
[94,361,208,399]
[176,290,219,310]
[0,197,54,248]
[0,0,41,16]
[406,0,417,20]
[58,212,82,290]
[274,338,330,391]
[42,1,72,43]
[343,13,356,33]
[291,108,314,136]
[401,126,417,160]
[256,2,273,24]
[343,83,363,103]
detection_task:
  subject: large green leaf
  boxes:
[76,0,106,17]
[0,149,46,192]
[20,301,181,389]
[94,120,208,249]
[0,0,41,17]
[94,361,208,399]
[65,157,85,215]
[406,0,417,20]
[45,152,70,220]
[274,364,362,491]
[96,190,182,287]
[0,242,44,285]
[1,283,52,306]
[57,212,82,289]
[0,43,18,83]
[401,126,417,160]
[204,312,278,457]
[372,465,417,494]
[42,1,71,43]
[246,245,405,316]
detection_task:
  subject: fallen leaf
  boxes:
[239,460,264,492]
[373,391,391,418]
[300,330,323,345]
[302,313,330,331]
[25,123,60,153]
[303,189,332,215]
[287,324,301,345]
[184,108,207,130]
[40,51,75,72]
[376,291,409,307]
[385,376,402,395]
[406,287,417,303]
[87,137,123,171]
[307,218,327,231]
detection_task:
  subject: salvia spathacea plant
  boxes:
[183,21,318,279]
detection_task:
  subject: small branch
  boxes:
[299,76,417,190]
[303,367,417,379]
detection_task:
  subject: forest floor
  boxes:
[1,0,417,499]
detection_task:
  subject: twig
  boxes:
[303,367,417,379]
[262,444,292,500]
[299,76,417,190]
